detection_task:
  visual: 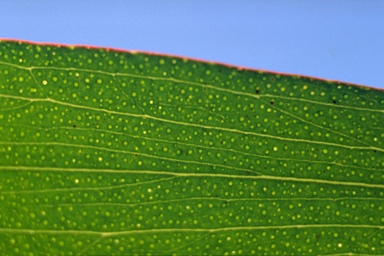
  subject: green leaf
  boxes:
[0,40,383,255]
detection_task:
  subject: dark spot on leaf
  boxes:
[333,100,337,104]
[270,101,274,105]
[73,125,76,128]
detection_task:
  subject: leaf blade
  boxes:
[0,40,383,255]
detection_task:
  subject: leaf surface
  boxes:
[0,40,383,255]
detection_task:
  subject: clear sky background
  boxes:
[1,1,383,89]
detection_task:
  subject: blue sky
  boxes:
[1,1,383,89]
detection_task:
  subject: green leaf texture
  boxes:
[0,40,384,255]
